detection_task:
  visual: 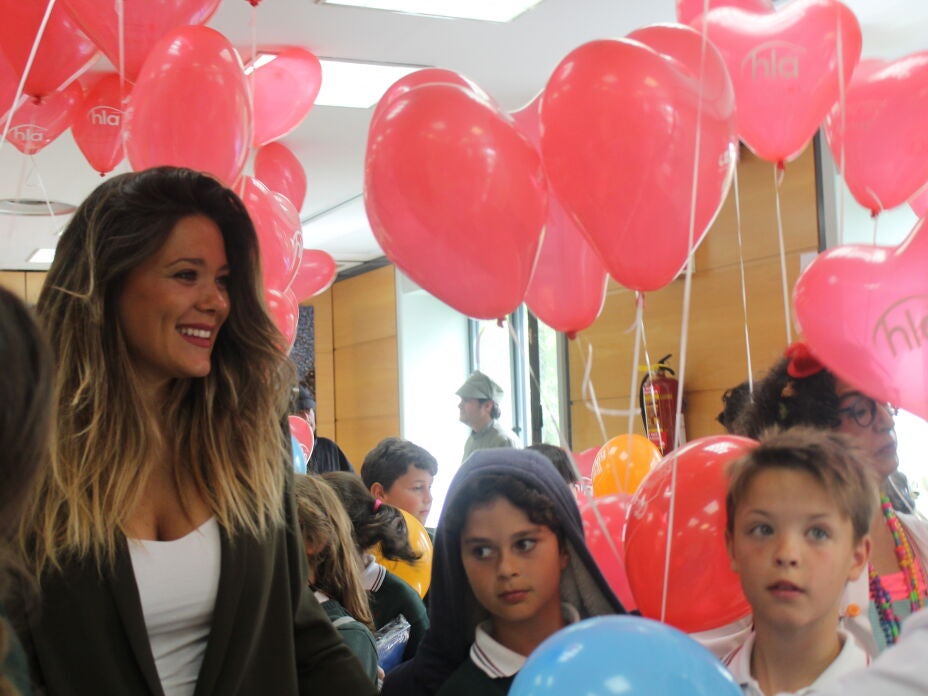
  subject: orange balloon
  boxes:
[591,434,661,497]
[372,507,433,598]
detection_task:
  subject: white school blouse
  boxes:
[128,517,221,696]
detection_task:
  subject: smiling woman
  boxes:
[7,167,377,696]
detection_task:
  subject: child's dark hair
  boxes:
[444,472,566,550]
[733,358,840,439]
[322,471,420,563]
[361,437,438,492]
[726,427,877,542]
[527,444,578,486]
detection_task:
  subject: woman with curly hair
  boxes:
[9,167,375,696]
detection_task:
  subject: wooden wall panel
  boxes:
[333,265,396,348]
[0,272,26,300]
[333,338,399,420]
[335,416,402,470]
[568,147,819,451]
[25,272,47,304]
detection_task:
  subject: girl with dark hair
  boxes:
[382,449,624,696]
[294,474,379,684]
[9,168,375,696]
[734,342,928,657]
[0,287,54,696]
[323,471,430,660]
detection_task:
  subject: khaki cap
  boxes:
[456,371,504,401]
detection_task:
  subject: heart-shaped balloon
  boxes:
[695,0,861,164]
[62,0,220,82]
[251,47,322,147]
[290,250,336,303]
[125,26,252,186]
[540,35,736,292]
[5,80,82,155]
[365,82,547,320]
[372,68,492,128]
[0,1,98,99]
[72,72,126,175]
[0,53,27,123]
[794,217,928,421]
[265,288,299,351]
[676,0,773,26]
[511,94,608,337]
[254,141,307,210]
[580,493,637,611]
[240,177,302,294]
[824,53,928,214]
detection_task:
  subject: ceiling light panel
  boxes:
[316,59,423,108]
[317,0,543,23]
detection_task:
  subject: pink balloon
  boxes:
[912,185,928,219]
[571,447,600,479]
[290,250,336,303]
[288,415,315,460]
[265,288,299,350]
[824,53,928,214]
[540,35,736,292]
[695,0,861,164]
[372,68,492,127]
[511,95,607,337]
[0,1,98,99]
[125,26,252,186]
[251,47,322,148]
[365,83,547,320]
[71,73,125,175]
[580,494,637,611]
[0,53,27,123]
[240,177,302,294]
[254,142,307,210]
[794,217,928,422]
[62,0,220,82]
[5,80,82,155]
[676,0,773,25]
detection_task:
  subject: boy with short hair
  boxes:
[724,427,877,696]
[362,437,438,526]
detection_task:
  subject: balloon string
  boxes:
[732,159,754,392]
[579,334,637,421]
[28,156,58,220]
[622,293,644,493]
[836,9,847,245]
[116,0,129,164]
[248,5,258,170]
[773,164,793,345]
[872,211,879,246]
[0,0,58,157]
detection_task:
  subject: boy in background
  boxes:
[362,437,438,527]
[724,427,875,695]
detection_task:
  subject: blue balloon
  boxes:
[510,616,740,696]
[291,434,307,474]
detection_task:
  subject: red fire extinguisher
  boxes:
[639,354,683,456]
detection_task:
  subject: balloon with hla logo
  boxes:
[4,81,82,155]
[72,73,126,175]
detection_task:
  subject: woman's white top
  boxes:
[128,517,221,696]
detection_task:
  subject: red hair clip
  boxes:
[784,341,825,379]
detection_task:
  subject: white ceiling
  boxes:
[1,0,925,272]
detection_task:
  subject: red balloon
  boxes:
[365,83,547,320]
[290,250,336,303]
[5,80,82,155]
[125,26,252,186]
[580,493,637,612]
[571,447,600,480]
[62,0,220,82]
[265,288,299,350]
[625,435,756,632]
[240,177,302,294]
[71,73,125,175]
[794,217,928,422]
[912,185,928,219]
[0,53,27,123]
[511,95,608,337]
[540,35,736,292]
[676,0,774,25]
[252,47,321,148]
[254,142,307,210]
[0,1,97,99]
[695,0,861,164]
[288,415,315,460]
[824,53,928,214]
[372,68,492,127]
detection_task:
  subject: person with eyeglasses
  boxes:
[730,341,928,660]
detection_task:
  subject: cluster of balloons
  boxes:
[0,0,337,346]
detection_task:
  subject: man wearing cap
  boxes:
[456,370,522,462]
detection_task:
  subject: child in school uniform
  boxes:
[293,474,380,685]
[323,471,431,660]
[723,427,876,696]
[383,449,625,696]
[361,437,438,528]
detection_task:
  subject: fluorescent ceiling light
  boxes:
[28,248,56,264]
[316,59,423,108]
[317,0,543,23]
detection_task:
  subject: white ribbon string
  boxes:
[732,162,754,392]
[773,165,793,345]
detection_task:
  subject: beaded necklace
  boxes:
[868,494,927,646]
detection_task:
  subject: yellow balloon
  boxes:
[591,434,661,497]
[372,507,433,598]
